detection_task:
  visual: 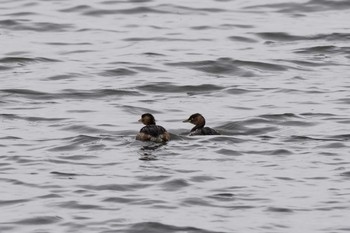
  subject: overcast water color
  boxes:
[1,0,350,232]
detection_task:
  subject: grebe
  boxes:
[183,113,220,135]
[136,113,170,142]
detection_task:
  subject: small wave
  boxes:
[305,176,328,180]
[59,5,92,13]
[102,196,143,204]
[102,65,165,75]
[0,65,12,70]
[59,89,142,99]
[225,87,254,95]
[45,42,92,46]
[219,113,314,135]
[2,113,69,124]
[0,199,29,207]
[0,135,22,140]
[57,155,99,161]
[74,4,226,17]
[0,88,142,100]
[102,0,153,3]
[60,125,105,135]
[136,83,224,93]
[279,59,334,68]
[228,36,258,43]
[0,114,18,120]
[216,148,242,156]
[3,12,38,17]
[0,89,49,99]
[125,222,223,233]
[79,6,170,16]
[166,57,288,75]
[300,112,336,117]
[0,56,60,71]
[221,23,254,29]
[287,134,350,142]
[256,32,305,41]
[256,32,350,42]
[337,97,350,104]
[132,66,165,73]
[11,216,62,225]
[275,177,295,181]
[0,56,60,64]
[219,123,279,136]
[48,135,104,152]
[208,193,235,202]
[206,136,245,144]
[245,0,350,13]
[142,52,166,57]
[181,197,212,207]
[120,105,163,116]
[318,142,347,148]
[50,171,80,177]
[258,113,301,120]
[136,175,170,182]
[259,114,315,127]
[216,122,248,135]
[160,179,190,191]
[18,115,68,123]
[246,149,293,156]
[0,19,73,32]
[329,134,350,141]
[340,171,350,177]
[79,183,151,191]
[123,37,212,42]
[45,73,83,81]
[61,50,97,55]
[286,135,334,142]
[189,175,218,182]
[266,207,294,213]
[166,58,244,75]
[100,68,138,76]
[190,25,214,30]
[166,5,226,13]
[312,33,350,41]
[235,59,288,71]
[295,45,350,55]
[57,201,106,210]
[71,135,106,143]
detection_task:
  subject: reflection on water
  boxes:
[139,142,166,160]
[1,0,350,232]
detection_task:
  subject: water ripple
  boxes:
[125,222,224,233]
[0,19,73,32]
[166,57,289,76]
[2,0,350,232]
[0,88,142,100]
[11,216,62,225]
[256,32,350,42]
[245,0,350,13]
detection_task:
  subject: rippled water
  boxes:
[1,0,350,232]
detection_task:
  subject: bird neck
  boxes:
[191,122,205,132]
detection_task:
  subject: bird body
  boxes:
[136,113,170,142]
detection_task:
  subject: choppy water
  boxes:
[1,0,350,232]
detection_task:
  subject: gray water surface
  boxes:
[1,0,350,232]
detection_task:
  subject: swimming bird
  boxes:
[183,113,220,135]
[136,113,170,142]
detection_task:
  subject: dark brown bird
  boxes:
[136,113,170,142]
[183,113,220,136]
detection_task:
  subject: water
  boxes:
[1,0,350,232]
